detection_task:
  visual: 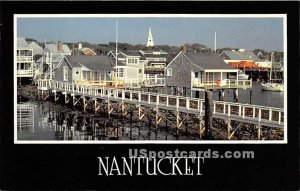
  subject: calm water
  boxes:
[17,83,284,141]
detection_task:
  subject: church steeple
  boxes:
[146,27,154,47]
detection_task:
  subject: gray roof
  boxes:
[45,43,71,54]
[28,42,43,55]
[121,51,141,57]
[28,41,43,50]
[65,55,114,71]
[183,52,236,70]
[17,37,30,49]
[36,54,64,64]
[140,50,168,55]
[221,51,260,61]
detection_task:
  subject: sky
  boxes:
[17,16,284,51]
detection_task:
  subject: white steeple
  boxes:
[146,27,154,47]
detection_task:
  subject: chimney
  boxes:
[78,43,82,49]
[58,41,63,52]
[181,45,187,53]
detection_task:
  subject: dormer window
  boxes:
[128,58,138,64]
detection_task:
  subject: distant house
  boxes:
[16,37,34,78]
[81,48,97,56]
[35,41,72,80]
[219,49,271,69]
[165,52,251,97]
[73,43,97,56]
[108,49,168,87]
[53,55,117,87]
[139,50,168,86]
[44,41,72,56]
[108,50,144,87]
[35,54,65,79]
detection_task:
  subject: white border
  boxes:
[14,14,287,144]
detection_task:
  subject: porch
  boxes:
[143,75,165,87]
[191,71,252,89]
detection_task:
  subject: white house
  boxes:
[16,37,34,78]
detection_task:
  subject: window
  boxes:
[139,69,142,74]
[94,71,99,80]
[117,68,124,78]
[63,66,68,81]
[195,72,199,78]
[166,68,172,76]
[128,58,138,64]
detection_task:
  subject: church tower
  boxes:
[146,27,154,47]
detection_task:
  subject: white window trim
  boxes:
[63,66,68,81]
[166,68,172,76]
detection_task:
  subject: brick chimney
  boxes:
[58,41,63,52]
[181,45,187,53]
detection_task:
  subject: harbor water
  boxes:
[17,83,284,141]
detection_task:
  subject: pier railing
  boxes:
[38,80,284,128]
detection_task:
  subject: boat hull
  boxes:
[238,74,249,80]
[261,83,284,92]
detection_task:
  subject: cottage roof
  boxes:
[28,42,43,50]
[28,42,44,55]
[140,50,168,55]
[65,55,114,71]
[183,52,235,70]
[45,43,71,54]
[221,51,260,61]
[36,54,64,63]
[107,51,126,59]
[121,50,141,57]
[17,37,30,49]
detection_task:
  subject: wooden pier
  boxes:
[36,79,284,140]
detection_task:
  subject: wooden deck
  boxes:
[37,79,284,129]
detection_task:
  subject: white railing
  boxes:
[192,78,252,88]
[145,66,165,70]
[144,77,165,86]
[17,56,33,62]
[17,70,34,76]
[37,79,51,90]
[39,80,284,127]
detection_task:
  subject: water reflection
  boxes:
[17,101,188,141]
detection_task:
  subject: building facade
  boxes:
[16,38,34,79]
[165,52,252,97]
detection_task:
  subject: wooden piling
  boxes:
[233,88,238,102]
[204,90,213,140]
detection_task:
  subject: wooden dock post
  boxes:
[227,119,232,140]
[249,89,252,104]
[219,89,225,101]
[204,89,213,140]
[233,88,238,102]
[83,96,86,113]
[257,124,262,140]
[199,115,203,139]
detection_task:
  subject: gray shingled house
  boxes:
[53,55,115,86]
[165,52,251,97]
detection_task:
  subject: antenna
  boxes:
[214,32,217,53]
[115,18,118,87]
